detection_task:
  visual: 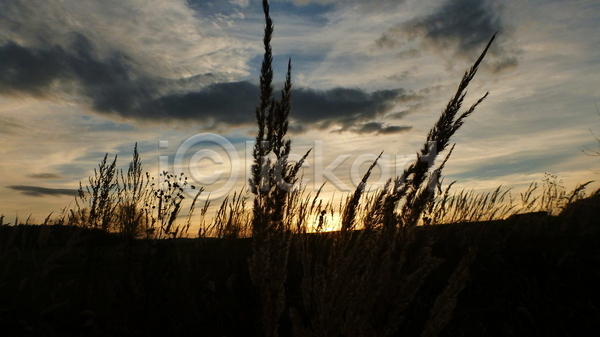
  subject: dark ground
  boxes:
[1,195,599,336]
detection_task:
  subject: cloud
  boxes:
[386,110,410,120]
[0,35,166,111]
[0,0,249,78]
[28,173,63,179]
[375,34,403,50]
[143,82,415,130]
[386,66,419,82]
[0,36,224,119]
[291,87,416,129]
[451,151,577,180]
[0,33,415,130]
[332,121,412,135]
[141,81,256,123]
[288,123,307,134]
[5,37,231,97]
[377,125,412,135]
[0,0,422,132]
[8,185,79,197]
[0,115,24,134]
[85,121,137,132]
[0,42,69,97]
[287,0,337,5]
[405,0,502,55]
[351,122,412,135]
[374,0,519,72]
[230,0,250,8]
[284,0,405,10]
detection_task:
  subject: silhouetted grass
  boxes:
[1,1,599,336]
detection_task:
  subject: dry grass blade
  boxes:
[341,151,383,231]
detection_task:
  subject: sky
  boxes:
[1,0,599,228]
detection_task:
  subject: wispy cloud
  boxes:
[374,0,520,72]
[8,185,79,197]
[333,122,412,135]
[28,173,63,180]
[0,115,25,134]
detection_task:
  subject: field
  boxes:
[1,198,599,336]
[2,1,600,336]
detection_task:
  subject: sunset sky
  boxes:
[1,0,599,226]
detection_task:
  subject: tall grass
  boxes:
[244,0,495,335]
[62,143,204,240]
[247,2,313,335]
[1,1,599,336]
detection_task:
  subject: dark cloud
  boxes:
[143,83,416,130]
[375,0,519,72]
[333,122,412,135]
[0,0,421,133]
[28,173,62,179]
[8,185,78,197]
[0,35,235,122]
[0,34,159,109]
[0,34,417,131]
[292,87,412,128]
[356,122,385,134]
[142,81,257,123]
[0,42,69,96]
[378,125,412,134]
[405,0,502,54]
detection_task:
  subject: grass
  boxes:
[1,0,599,336]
